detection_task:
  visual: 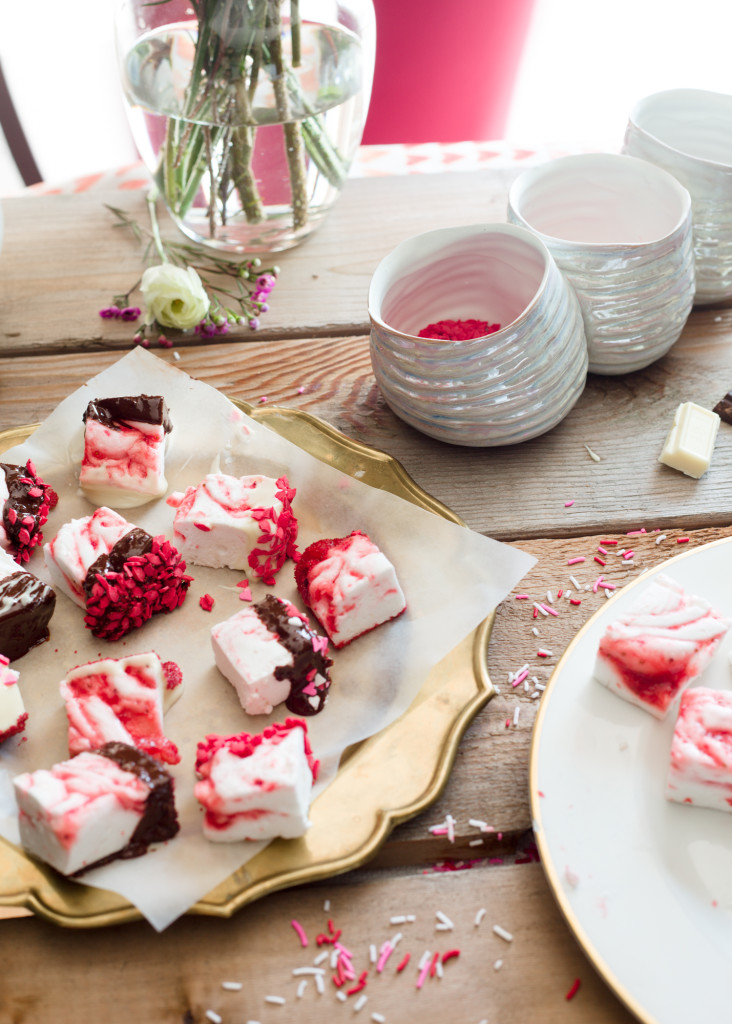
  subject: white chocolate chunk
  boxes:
[658,402,720,479]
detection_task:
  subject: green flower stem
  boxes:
[267,0,309,230]
[230,76,265,223]
[146,187,168,264]
[291,0,301,66]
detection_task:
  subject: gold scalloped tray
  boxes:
[0,403,494,927]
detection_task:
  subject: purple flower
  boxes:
[248,317,260,331]
[120,306,141,321]
[99,306,120,319]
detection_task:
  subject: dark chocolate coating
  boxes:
[0,571,55,661]
[83,395,172,433]
[83,528,153,601]
[713,392,732,426]
[71,742,179,876]
[255,594,333,716]
[1,463,46,548]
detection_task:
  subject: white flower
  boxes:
[140,264,210,330]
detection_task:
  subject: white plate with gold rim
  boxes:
[530,537,732,1024]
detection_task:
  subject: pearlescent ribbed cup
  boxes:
[507,153,695,375]
[623,88,732,304]
[368,223,588,447]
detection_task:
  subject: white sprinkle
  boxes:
[323,899,331,912]
[474,907,487,927]
[518,662,529,674]
[371,1014,386,1023]
[436,960,444,979]
[247,1021,262,1024]
[435,924,453,931]
[221,982,242,991]
[265,996,286,1005]
[330,948,339,969]
[655,534,667,545]
[513,706,520,726]
[565,865,580,887]
[297,980,307,999]
[315,974,325,995]
[569,575,582,590]
[584,583,592,591]
[546,589,554,603]
[418,950,432,970]
[533,602,549,616]
[605,589,613,599]
[564,589,572,599]
[714,315,723,322]
[336,991,347,1003]
[523,680,529,692]
[537,648,553,657]
[469,837,484,846]
[531,691,540,699]
[369,944,377,963]
[354,994,368,1012]
[584,443,601,462]
[313,951,329,966]
[531,626,540,636]
[507,671,514,683]
[469,818,487,829]
[618,548,626,555]
[391,931,403,947]
[389,914,415,925]
[493,924,514,942]
[446,814,456,843]
[531,676,540,686]
[493,959,503,970]
[494,685,501,694]
[292,967,325,976]
[535,682,546,691]
[206,1012,223,1024]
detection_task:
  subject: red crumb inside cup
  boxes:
[417,319,500,341]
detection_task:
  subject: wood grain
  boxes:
[0,865,635,1024]
[3,317,732,540]
[0,171,515,355]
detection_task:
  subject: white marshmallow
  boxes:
[0,658,26,740]
[13,752,149,875]
[60,652,183,763]
[211,607,293,716]
[667,687,732,812]
[171,473,283,571]
[43,507,134,606]
[195,727,313,842]
[80,417,169,509]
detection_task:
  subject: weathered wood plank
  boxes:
[0,171,516,355]
[3,319,732,541]
[0,864,635,1024]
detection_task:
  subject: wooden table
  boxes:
[1,171,731,1023]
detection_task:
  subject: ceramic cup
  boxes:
[507,153,695,375]
[623,88,732,305]
[368,223,588,447]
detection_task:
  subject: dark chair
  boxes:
[0,60,42,186]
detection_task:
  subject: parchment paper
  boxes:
[0,348,534,929]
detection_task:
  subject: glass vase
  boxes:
[115,0,375,254]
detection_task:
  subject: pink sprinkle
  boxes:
[623,550,635,560]
[376,943,394,973]
[566,557,585,565]
[291,919,308,947]
[297,386,305,394]
[592,575,604,593]
[570,598,582,606]
[597,546,607,555]
[259,396,268,403]
[514,594,530,600]
[626,528,647,536]
[677,537,690,544]
[564,500,575,507]
[199,594,215,612]
[541,603,559,617]
[565,979,581,1001]
[396,953,411,973]
[603,582,616,591]
[237,581,253,601]
[512,668,529,688]
[594,556,606,566]
[557,589,563,599]
[416,958,432,990]
[532,607,538,619]
[537,649,552,658]
[441,949,460,964]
